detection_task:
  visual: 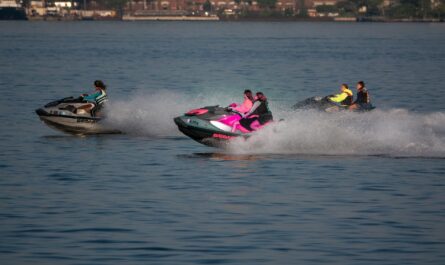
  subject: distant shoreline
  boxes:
[17,18,445,22]
[4,15,444,23]
[219,17,444,23]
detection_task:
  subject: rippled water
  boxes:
[1,21,445,265]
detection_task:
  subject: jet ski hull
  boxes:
[36,97,121,135]
[174,105,274,147]
[174,115,244,147]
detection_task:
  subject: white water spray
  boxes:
[227,109,445,157]
[104,90,445,157]
[105,90,237,136]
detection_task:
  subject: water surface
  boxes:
[1,21,445,265]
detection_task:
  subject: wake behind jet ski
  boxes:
[174,92,273,147]
[36,80,120,135]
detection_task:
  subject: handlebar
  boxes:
[225,107,242,115]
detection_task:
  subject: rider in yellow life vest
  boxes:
[329,84,354,106]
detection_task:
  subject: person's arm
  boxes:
[233,99,253,113]
[352,91,361,104]
[329,92,347,103]
[83,91,101,102]
[243,101,261,117]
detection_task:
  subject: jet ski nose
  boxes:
[174,116,187,127]
[35,108,48,117]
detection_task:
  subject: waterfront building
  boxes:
[0,0,27,19]
[54,1,78,8]
[120,0,357,18]
[312,0,336,7]
[276,0,297,12]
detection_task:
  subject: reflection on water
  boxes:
[191,152,266,161]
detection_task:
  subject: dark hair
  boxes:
[244,89,253,101]
[342,84,349,89]
[256,92,266,101]
[357,81,365,88]
[94,80,106,90]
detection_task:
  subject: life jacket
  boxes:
[249,100,273,124]
[95,89,108,106]
[340,89,353,106]
[90,89,108,117]
[250,100,269,115]
[356,89,370,104]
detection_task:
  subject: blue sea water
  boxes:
[1,21,445,265]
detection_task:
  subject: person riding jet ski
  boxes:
[328,84,353,106]
[227,89,254,114]
[349,81,372,111]
[76,80,108,116]
[173,91,275,146]
[237,92,273,132]
[293,82,374,112]
[35,80,119,135]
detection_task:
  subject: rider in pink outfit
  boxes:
[229,90,254,114]
[231,92,273,132]
[227,90,255,132]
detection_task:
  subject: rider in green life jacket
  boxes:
[329,84,354,106]
[76,80,108,116]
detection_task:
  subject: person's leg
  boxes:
[349,104,358,110]
[239,117,257,132]
[231,121,239,132]
[250,120,262,131]
[76,103,95,114]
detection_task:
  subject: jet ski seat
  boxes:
[59,105,77,113]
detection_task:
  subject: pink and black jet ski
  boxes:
[174,105,272,147]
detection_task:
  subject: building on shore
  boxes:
[26,0,117,20]
[122,0,346,18]
[0,0,27,19]
[7,0,444,21]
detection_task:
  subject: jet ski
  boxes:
[35,96,121,135]
[292,96,375,112]
[174,105,271,147]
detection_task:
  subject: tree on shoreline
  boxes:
[257,0,277,9]
[431,0,445,19]
[334,0,445,19]
[95,0,128,9]
[315,4,339,14]
[203,0,212,12]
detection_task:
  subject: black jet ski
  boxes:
[35,96,120,135]
[293,96,375,112]
[174,106,245,147]
[174,105,271,147]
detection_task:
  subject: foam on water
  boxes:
[105,90,237,136]
[227,109,445,157]
[104,90,445,157]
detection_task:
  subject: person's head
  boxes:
[341,84,349,91]
[94,80,106,90]
[244,89,253,101]
[256,92,266,101]
[356,81,365,90]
